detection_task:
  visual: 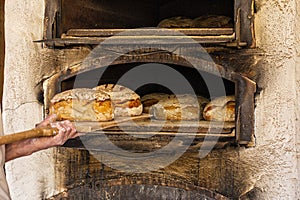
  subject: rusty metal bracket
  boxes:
[231,72,256,144]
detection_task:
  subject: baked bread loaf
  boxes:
[158,15,232,28]
[203,95,235,122]
[141,93,169,114]
[191,15,232,28]
[158,16,193,28]
[149,94,209,121]
[197,96,210,118]
[50,88,114,121]
[93,84,143,117]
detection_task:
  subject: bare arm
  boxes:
[5,115,78,162]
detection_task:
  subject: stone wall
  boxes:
[2,1,57,199]
[252,0,299,199]
[295,0,300,198]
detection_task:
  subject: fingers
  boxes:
[36,114,57,128]
[50,120,78,146]
[53,121,67,133]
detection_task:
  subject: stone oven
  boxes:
[1,0,300,200]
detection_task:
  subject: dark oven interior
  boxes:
[59,0,234,30]
[60,63,235,98]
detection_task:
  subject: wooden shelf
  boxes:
[75,119,235,135]
[64,117,235,151]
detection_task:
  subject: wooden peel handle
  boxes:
[0,127,59,146]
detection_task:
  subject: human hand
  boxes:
[34,114,78,148]
[5,115,78,161]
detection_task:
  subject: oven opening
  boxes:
[43,0,254,47]
[59,0,234,31]
[50,61,250,152]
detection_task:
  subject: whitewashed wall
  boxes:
[295,1,300,198]
[3,1,58,199]
[251,0,299,198]
[1,0,299,199]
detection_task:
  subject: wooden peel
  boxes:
[0,127,59,146]
[0,114,152,145]
[74,114,152,133]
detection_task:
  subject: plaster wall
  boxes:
[1,0,299,199]
[251,0,299,199]
[295,0,300,198]
[2,1,57,199]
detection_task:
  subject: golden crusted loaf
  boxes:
[158,16,193,28]
[157,15,232,28]
[93,84,143,117]
[50,88,114,121]
[141,93,169,114]
[142,93,209,121]
[142,93,235,122]
[203,95,235,122]
[191,15,232,28]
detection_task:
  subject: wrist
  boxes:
[5,139,34,161]
[29,137,55,151]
